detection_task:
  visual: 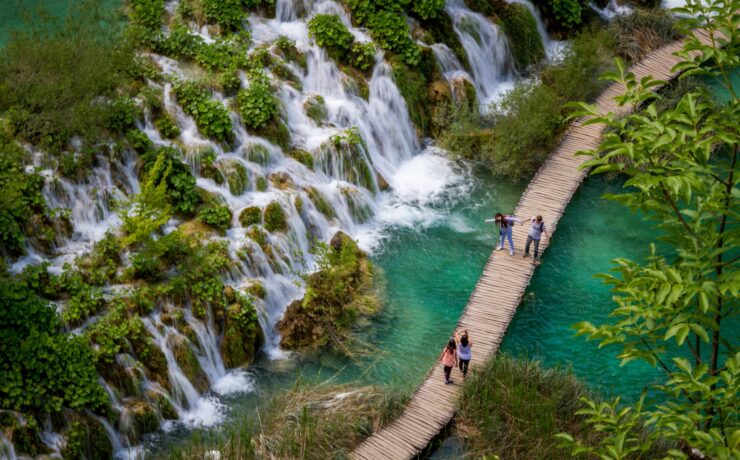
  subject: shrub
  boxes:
[173,80,233,142]
[199,204,233,231]
[0,138,48,258]
[308,14,354,61]
[551,0,582,29]
[236,72,280,130]
[202,0,245,31]
[119,154,173,246]
[350,42,377,71]
[0,276,107,415]
[193,34,251,72]
[410,0,445,20]
[141,147,201,216]
[367,11,420,65]
[263,202,288,232]
[239,206,262,227]
[609,9,680,62]
[129,0,165,30]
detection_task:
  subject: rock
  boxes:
[268,171,294,190]
[375,172,390,191]
[170,336,210,394]
[239,206,262,227]
[60,412,113,460]
[122,398,159,443]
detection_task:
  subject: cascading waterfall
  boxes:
[6,0,557,456]
[445,0,514,105]
[590,0,633,20]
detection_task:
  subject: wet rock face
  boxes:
[170,336,210,394]
[60,412,113,460]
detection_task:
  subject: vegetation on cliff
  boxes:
[277,232,380,351]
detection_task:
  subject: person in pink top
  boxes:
[439,338,457,385]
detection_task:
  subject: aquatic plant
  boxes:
[308,14,354,61]
[367,10,420,65]
[350,42,377,72]
[239,206,262,227]
[198,204,233,232]
[263,202,288,232]
[237,72,281,130]
[172,80,233,142]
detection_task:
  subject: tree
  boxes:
[557,0,739,458]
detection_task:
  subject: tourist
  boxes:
[456,330,472,378]
[485,212,522,256]
[440,338,457,385]
[524,215,549,264]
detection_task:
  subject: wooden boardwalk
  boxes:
[351,30,713,460]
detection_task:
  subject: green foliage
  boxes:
[129,0,165,30]
[609,9,680,63]
[0,276,107,415]
[239,206,262,227]
[350,42,377,71]
[256,176,268,191]
[562,2,740,457]
[172,80,233,142]
[141,147,201,216]
[304,95,328,124]
[458,355,604,458]
[203,0,245,31]
[367,11,420,66]
[263,202,288,232]
[119,154,173,246]
[391,59,431,134]
[76,232,121,285]
[500,4,546,71]
[275,35,306,68]
[199,204,233,231]
[305,187,335,218]
[551,0,582,29]
[288,149,314,169]
[0,3,134,149]
[236,72,281,130]
[308,14,354,60]
[0,137,49,258]
[410,0,445,20]
[106,97,140,133]
[193,34,251,72]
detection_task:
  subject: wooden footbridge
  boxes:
[351,30,713,460]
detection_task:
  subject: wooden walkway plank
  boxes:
[351,31,715,460]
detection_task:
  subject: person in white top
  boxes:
[485,212,523,256]
[524,215,548,264]
[455,330,473,378]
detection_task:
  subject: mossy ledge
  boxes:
[277,232,379,350]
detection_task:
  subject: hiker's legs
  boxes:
[524,235,533,256]
[444,365,452,382]
[497,230,504,250]
[505,228,514,253]
[533,238,541,259]
[460,359,470,377]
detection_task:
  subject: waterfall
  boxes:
[0,433,17,460]
[445,0,514,105]
[503,0,564,60]
[590,0,632,20]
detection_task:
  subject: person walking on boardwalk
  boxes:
[440,338,457,385]
[524,215,549,264]
[455,330,472,379]
[485,212,522,256]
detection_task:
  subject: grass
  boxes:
[163,381,409,459]
[456,354,600,459]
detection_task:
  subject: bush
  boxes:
[236,73,280,130]
[172,80,233,142]
[551,0,582,29]
[308,14,354,61]
[202,0,245,31]
[367,11,420,65]
[609,9,680,62]
[199,204,233,231]
[0,138,49,258]
[410,0,445,20]
[350,42,377,71]
[239,206,262,227]
[129,0,165,30]
[141,147,201,216]
[263,202,288,232]
[0,276,107,415]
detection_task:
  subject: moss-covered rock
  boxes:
[315,133,375,190]
[263,201,288,232]
[305,187,335,218]
[254,119,291,151]
[148,391,178,420]
[0,412,47,457]
[216,158,249,195]
[245,143,272,166]
[239,206,262,227]
[268,171,294,190]
[277,232,379,350]
[60,413,113,460]
[339,65,370,100]
[304,95,328,124]
[256,175,268,191]
[499,4,546,72]
[341,187,373,224]
[122,398,159,443]
[288,149,314,169]
[247,281,267,299]
[170,336,210,394]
